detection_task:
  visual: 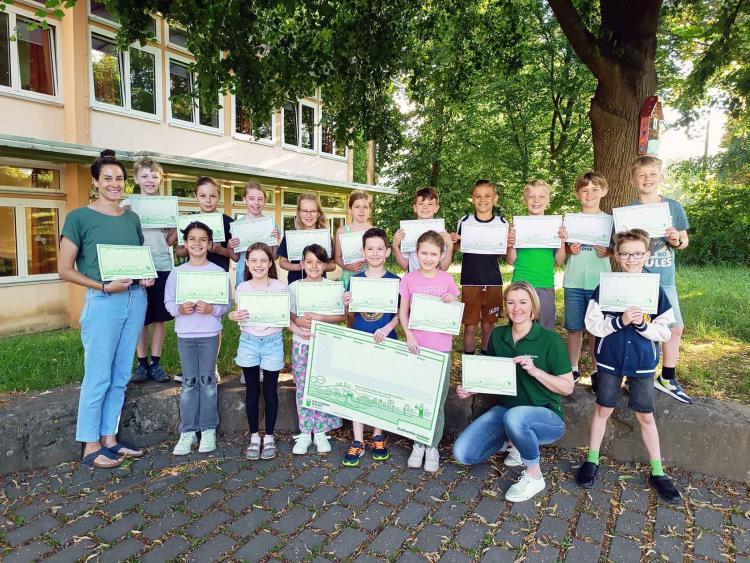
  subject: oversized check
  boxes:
[460,221,508,254]
[177,213,226,244]
[96,244,157,281]
[296,281,344,315]
[128,196,178,228]
[599,272,661,315]
[461,355,517,396]
[408,293,464,335]
[339,230,365,265]
[236,292,290,327]
[230,216,277,252]
[513,215,563,248]
[563,213,613,246]
[285,229,332,261]
[175,271,229,304]
[612,203,672,238]
[348,276,400,313]
[302,321,451,444]
[399,219,446,253]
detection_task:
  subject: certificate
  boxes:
[285,229,332,261]
[460,221,508,254]
[513,215,563,248]
[296,281,344,315]
[461,355,517,396]
[612,203,672,238]
[230,216,277,252]
[563,213,613,246]
[236,292,290,328]
[339,230,365,265]
[175,271,229,305]
[399,219,446,253]
[302,321,451,445]
[97,244,157,281]
[408,293,464,335]
[348,276,400,314]
[177,213,226,245]
[599,272,661,315]
[128,196,178,229]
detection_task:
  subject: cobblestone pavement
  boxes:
[1,432,748,562]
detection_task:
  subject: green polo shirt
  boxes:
[487,322,571,420]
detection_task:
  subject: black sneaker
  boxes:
[573,370,580,383]
[648,474,682,504]
[131,363,150,383]
[149,364,170,383]
[654,375,692,404]
[590,372,598,393]
[575,461,599,488]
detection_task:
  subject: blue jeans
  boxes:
[453,405,565,466]
[177,336,220,433]
[76,286,147,442]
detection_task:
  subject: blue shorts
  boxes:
[661,285,683,328]
[564,287,595,331]
[235,331,284,371]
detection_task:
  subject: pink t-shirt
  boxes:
[400,269,460,353]
[236,278,288,337]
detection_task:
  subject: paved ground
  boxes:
[1,432,748,563]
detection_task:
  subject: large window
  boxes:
[168,58,220,130]
[0,200,62,281]
[283,101,316,151]
[0,164,60,192]
[321,123,347,158]
[166,24,189,52]
[234,96,274,143]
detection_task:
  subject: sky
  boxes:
[659,105,727,165]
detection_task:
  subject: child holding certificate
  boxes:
[506,180,567,329]
[288,244,345,454]
[165,222,232,456]
[399,231,460,472]
[279,194,336,284]
[334,190,373,290]
[577,229,680,503]
[340,228,400,467]
[229,243,287,460]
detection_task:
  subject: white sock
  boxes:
[263,434,274,444]
[572,365,579,372]
[251,434,261,444]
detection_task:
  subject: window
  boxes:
[0,200,62,282]
[168,58,220,130]
[282,213,296,233]
[321,124,347,158]
[320,193,346,210]
[234,96,274,143]
[0,206,17,276]
[283,101,316,151]
[0,164,60,192]
[282,190,303,207]
[167,24,189,51]
[89,1,157,36]
[329,216,345,236]
[233,184,275,205]
[170,178,195,198]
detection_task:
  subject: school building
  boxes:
[0,1,390,336]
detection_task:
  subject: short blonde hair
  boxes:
[630,155,663,176]
[133,157,163,177]
[523,179,552,197]
[504,281,541,321]
[296,193,327,230]
[574,171,608,193]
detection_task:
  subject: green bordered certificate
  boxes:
[236,291,290,328]
[408,293,464,335]
[598,272,661,315]
[460,221,508,254]
[230,216,277,252]
[348,276,400,314]
[286,229,332,261]
[175,271,229,305]
[612,202,672,238]
[339,230,365,265]
[296,281,344,315]
[513,215,563,249]
[399,219,446,253]
[128,196,179,229]
[461,354,517,396]
[563,213,613,246]
[177,213,226,245]
[302,321,451,444]
[96,244,157,281]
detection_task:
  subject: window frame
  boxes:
[231,181,276,206]
[165,22,191,54]
[320,121,349,161]
[282,100,318,154]
[231,95,276,146]
[166,52,223,135]
[0,158,64,196]
[87,0,161,42]
[168,175,225,205]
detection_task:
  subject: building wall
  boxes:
[0,281,69,337]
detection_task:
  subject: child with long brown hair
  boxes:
[278,193,335,283]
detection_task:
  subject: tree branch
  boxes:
[546,0,601,77]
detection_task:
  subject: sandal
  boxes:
[261,440,277,460]
[245,441,261,460]
[107,441,145,458]
[82,447,122,469]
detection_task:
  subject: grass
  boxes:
[0,265,748,403]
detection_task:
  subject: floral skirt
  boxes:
[291,340,342,433]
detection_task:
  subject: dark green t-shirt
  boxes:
[61,207,144,282]
[487,322,572,420]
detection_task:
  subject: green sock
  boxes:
[587,449,600,464]
[650,459,665,476]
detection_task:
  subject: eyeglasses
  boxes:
[299,210,319,215]
[618,252,646,260]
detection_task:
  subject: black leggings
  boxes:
[243,366,280,434]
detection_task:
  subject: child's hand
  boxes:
[569,243,582,255]
[373,328,388,343]
[507,226,516,248]
[139,278,155,288]
[179,301,196,315]
[296,315,313,329]
[228,309,249,322]
[228,237,241,249]
[406,334,420,354]
[558,225,568,242]
[621,306,642,326]
[441,232,453,249]
[272,228,280,242]
[450,232,460,244]
[514,355,539,376]
[594,245,609,257]
[456,385,475,400]
[394,229,405,244]
[665,227,680,247]
[441,293,458,303]
[345,260,366,272]
[343,292,352,307]
[195,301,214,314]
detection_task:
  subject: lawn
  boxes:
[1,266,748,404]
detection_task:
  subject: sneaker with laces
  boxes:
[505,470,546,502]
[149,364,170,383]
[575,461,599,488]
[371,435,390,461]
[173,372,183,383]
[504,445,523,467]
[342,440,366,467]
[172,432,197,455]
[424,447,440,472]
[648,474,682,503]
[407,443,425,468]
[292,433,312,454]
[198,429,217,453]
[313,432,332,453]
[654,375,692,404]
[132,363,150,383]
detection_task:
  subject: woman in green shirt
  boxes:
[453,281,574,502]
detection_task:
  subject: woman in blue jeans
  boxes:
[59,150,152,468]
[453,281,574,502]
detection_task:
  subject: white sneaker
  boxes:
[313,432,332,453]
[407,443,425,468]
[240,373,245,384]
[504,445,523,467]
[173,373,183,383]
[292,433,312,455]
[505,470,546,502]
[172,432,197,456]
[198,429,217,453]
[424,447,440,473]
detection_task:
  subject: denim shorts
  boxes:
[596,372,655,413]
[235,331,284,371]
[563,287,595,331]
[661,285,683,328]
